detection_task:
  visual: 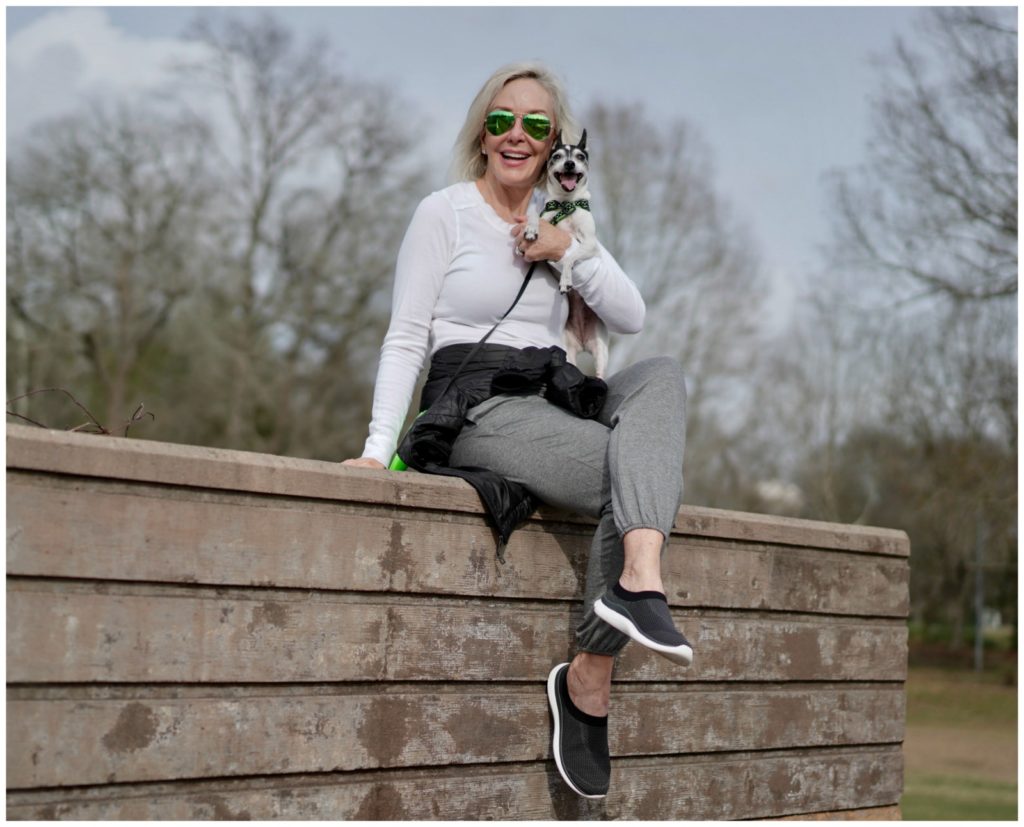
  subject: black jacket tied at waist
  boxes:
[396,343,608,561]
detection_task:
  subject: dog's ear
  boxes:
[555,130,563,148]
[578,129,587,151]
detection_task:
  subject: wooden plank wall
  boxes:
[5,424,910,820]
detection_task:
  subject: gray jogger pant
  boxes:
[448,356,687,656]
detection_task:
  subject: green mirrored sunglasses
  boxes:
[485,109,553,141]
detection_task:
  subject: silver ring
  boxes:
[516,245,524,256]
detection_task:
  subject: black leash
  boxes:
[389,262,538,471]
[429,261,537,404]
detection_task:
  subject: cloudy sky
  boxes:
[7,4,950,313]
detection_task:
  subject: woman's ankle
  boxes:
[620,528,666,594]
[618,572,665,594]
[568,653,612,716]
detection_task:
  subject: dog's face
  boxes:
[546,129,589,195]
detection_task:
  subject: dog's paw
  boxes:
[525,203,540,241]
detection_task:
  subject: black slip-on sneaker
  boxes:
[594,584,694,666]
[546,662,610,799]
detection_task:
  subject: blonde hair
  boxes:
[449,62,579,184]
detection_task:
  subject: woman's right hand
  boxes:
[341,457,387,470]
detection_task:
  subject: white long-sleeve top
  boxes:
[360,181,645,466]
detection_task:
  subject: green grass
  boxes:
[901,665,1018,821]
[902,774,1017,821]
[905,666,1018,728]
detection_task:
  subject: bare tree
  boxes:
[582,102,771,507]
[173,13,428,457]
[829,7,1017,305]
[172,14,346,448]
[752,279,892,522]
[813,7,1018,646]
[8,13,428,458]
[7,102,211,429]
[875,303,1016,643]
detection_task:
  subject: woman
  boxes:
[343,62,691,800]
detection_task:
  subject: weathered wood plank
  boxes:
[7,684,905,788]
[4,746,904,820]
[6,425,911,555]
[5,424,909,818]
[771,804,902,820]
[5,475,580,604]
[6,475,911,617]
[7,582,908,684]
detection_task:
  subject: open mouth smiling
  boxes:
[555,171,584,192]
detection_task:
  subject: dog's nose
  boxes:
[564,161,575,171]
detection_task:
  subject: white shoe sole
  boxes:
[546,664,607,800]
[594,598,694,666]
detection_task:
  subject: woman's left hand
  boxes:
[511,215,573,263]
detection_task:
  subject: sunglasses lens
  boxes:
[485,110,552,140]
[522,115,552,140]
[485,110,516,135]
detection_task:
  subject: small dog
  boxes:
[525,130,609,378]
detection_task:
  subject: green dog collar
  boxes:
[544,199,591,226]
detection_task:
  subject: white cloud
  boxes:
[7,8,205,141]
